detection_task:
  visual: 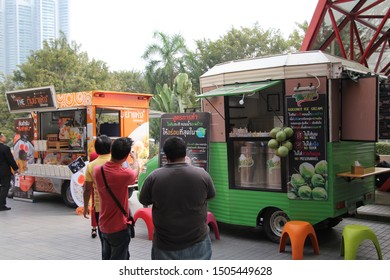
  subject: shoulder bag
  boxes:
[100,165,135,238]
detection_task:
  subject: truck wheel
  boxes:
[263,208,289,243]
[61,181,77,208]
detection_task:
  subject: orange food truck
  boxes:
[6,86,152,208]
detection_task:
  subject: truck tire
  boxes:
[263,208,289,243]
[61,180,77,208]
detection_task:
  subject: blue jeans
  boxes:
[151,235,212,260]
[101,227,131,260]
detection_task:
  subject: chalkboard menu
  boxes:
[68,157,86,174]
[379,83,390,139]
[159,112,211,171]
[286,94,328,201]
[6,86,57,113]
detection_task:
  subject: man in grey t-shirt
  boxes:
[139,136,216,260]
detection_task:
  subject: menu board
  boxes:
[68,157,86,174]
[6,86,57,113]
[159,112,210,171]
[379,83,390,139]
[286,94,328,201]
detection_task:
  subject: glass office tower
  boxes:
[0,0,69,75]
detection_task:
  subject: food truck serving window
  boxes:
[216,81,285,192]
[199,80,285,191]
[96,108,120,137]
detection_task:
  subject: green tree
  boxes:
[0,74,24,143]
[186,22,310,91]
[193,23,290,74]
[142,31,187,92]
[13,34,112,93]
[287,21,309,51]
[109,70,151,93]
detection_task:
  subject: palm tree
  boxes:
[142,31,187,92]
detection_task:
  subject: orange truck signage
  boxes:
[6,87,152,207]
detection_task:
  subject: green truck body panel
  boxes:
[207,141,376,227]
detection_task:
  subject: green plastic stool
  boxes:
[340,224,383,260]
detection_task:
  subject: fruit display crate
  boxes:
[46,134,59,141]
[47,140,69,150]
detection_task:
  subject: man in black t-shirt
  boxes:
[139,136,216,260]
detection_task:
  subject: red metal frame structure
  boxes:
[301,0,390,76]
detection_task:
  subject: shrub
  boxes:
[376,142,390,155]
[148,142,159,159]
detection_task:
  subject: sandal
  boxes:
[91,228,97,238]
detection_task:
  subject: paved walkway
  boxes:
[0,191,390,260]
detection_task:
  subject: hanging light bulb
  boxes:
[239,95,245,105]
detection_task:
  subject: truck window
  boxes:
[226,84,285,191]
[96,108,120,137]
[230,140,282,189]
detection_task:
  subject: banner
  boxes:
[13,117,35,202]
[286,94,328,201]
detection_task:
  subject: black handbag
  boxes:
[100,165,135,238]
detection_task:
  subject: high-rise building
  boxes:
[0,0,69,76]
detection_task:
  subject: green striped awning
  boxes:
[198,80,281,98]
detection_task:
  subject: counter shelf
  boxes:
[336,167,390,182]
[23,172,71,180]
[45,149,85,153]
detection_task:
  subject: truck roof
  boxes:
[200,50,374,89]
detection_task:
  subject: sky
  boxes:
[69,0,319,72]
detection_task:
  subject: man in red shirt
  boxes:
[94,137,138,260]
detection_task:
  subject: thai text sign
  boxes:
[286,94,329,201]
[160,112,211,171]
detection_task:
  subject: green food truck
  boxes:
[139,50,389,242]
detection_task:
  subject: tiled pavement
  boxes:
[0,191,390,260]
